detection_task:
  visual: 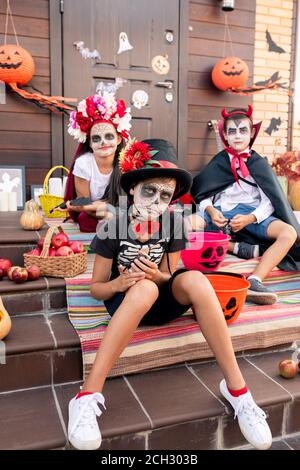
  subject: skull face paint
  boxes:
[130,177,176,221]
[197,245,224,270]
[90,122,120,158]
[225,118,253,153]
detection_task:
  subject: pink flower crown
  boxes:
[68,91,132,143]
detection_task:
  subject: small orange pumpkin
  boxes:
[0,44,35,85]
[211,56,249,91]
[0,296,11,340]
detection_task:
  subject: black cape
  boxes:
[191,149,300,271]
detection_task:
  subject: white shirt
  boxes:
[73,152,112,202]
[199,150,274,224]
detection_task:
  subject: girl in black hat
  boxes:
[67,138,272,452]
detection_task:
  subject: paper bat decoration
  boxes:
[265,117,282,136]
[255,71,281,87]
[266,30,286,54]
[229,70,288,95]
[73,41,101,60]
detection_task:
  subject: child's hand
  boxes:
[130,251,162,282]
[114,265,145,292]
[206,207,227,228]
[230,214,256,232]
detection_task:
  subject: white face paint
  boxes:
[90,122,119,158]
[225,118,253,153]
[131,177,176,221]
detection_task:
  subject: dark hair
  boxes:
[76,140,124,207]
[224,108,253,132]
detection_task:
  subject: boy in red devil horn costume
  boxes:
[191,106,300,305]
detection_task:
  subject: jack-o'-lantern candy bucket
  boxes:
[205,272,250,324]
[181,231,230,272]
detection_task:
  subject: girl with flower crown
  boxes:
[64,88,132,232]
[67,138,272,452]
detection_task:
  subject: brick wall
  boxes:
[252,0,296,160]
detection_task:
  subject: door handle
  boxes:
[155,81,173,89]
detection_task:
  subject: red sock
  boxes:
[228,384,248,397]
[76,391,93,400]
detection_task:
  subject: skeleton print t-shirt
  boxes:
[90,210,187,280]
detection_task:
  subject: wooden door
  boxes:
[62,0,180,166]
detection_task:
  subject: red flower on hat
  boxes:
[119,140,160,173]
[76,112,93,133]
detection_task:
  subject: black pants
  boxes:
[104,269,192,326]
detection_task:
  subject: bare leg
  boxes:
[172,271,245,390]
[83,280,159,393]
[185,214,206,232]
[252,221,297,280]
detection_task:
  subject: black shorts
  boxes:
[104,269,192,326]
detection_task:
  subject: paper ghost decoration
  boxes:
[117,32,133,54]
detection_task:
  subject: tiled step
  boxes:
[0,311,82,393]
[1,351,300,450]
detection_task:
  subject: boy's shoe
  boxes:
[219,379,272,450]
[68,392,106,450]
[247,278,278,305]
[236,242,258,260]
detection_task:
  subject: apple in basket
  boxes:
[0,258,12,276]
[26,248,41,256]
[56,246,74,256]
[37,238,45,251]
[278,359,298,379]
[52,232,70,250]
[49,248,57,257]
[69,241,84,254]
[11,267,28,284]
[27,265,40,281]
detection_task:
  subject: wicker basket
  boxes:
[24,225,87,278]
[39,165,70,218]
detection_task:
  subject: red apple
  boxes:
[278,359,298,379]
[0,258,12,276]
[48,248,57,257]
[27,265,40,281]
[26,248,41,256]
[12,267,28,283]
[55,246,73,256]
[37,238,45,251]
[7,266,21,280]
[69,241,84,254]
[0,268,4,281]
[51,232,69,249]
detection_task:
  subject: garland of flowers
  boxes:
[68,92,132,143]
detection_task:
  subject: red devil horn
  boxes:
[246,105,253,118]
[221,108,229,119]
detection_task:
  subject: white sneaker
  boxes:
[68,392,106,450]
[219,379,272,450]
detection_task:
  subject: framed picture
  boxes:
[30,184,44,207]
[0,165,26,209]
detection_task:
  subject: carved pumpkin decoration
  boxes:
[0,43,76,113]
[181,232,230,272]
[0,296,11,340]
[211,56,249,91]
[205,272,250,325]
[0,44,35,85]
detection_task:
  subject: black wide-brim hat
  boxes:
[120,139,192,200]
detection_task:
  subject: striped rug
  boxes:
[66,253,300,379]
